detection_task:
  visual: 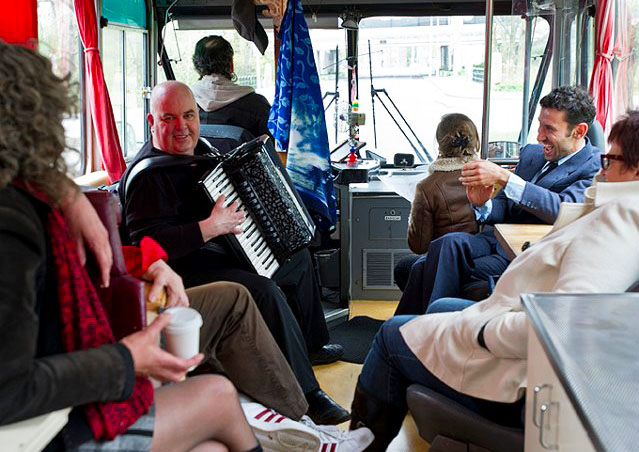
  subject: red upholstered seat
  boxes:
[85,190,146,340]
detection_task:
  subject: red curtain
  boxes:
[613,0,631,124]
[0,0,37,48]
[73,0,126,183]
[589,0,615,137]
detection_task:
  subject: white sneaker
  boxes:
[301,415,375,452]
[241,401,321,452]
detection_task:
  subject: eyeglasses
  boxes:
[600,153,625,170]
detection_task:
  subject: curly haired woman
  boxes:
[0,41,262,452]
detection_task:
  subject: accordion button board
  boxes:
[199,137,315,279]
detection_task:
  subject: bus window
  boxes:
[615,0,639,121]
[37,0,84,176]
[308,28,349,147]
[102,26,148,159]
[355,15,551,162]
[159,26,276,103]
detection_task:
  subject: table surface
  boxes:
[522,293,639,452]
[493,223,553,260]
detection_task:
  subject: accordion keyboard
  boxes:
[202,166,280,278]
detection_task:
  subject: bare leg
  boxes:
[189,442,228,452]
[151,375,258,452]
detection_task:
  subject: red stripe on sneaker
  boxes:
[330,443,337,452]
[275,416,286,423]
[255,409,271,420]
[321,444,327,452]
[265,413,277,422]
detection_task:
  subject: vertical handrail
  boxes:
[521,13,533,147]
[480,0,495,159]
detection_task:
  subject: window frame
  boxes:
[100,22,151,160]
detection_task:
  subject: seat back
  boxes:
[407,384,524,452]
[627,279,639,293]
[199,124,255,154]
[85,190,146,339]
[587,118,605,151]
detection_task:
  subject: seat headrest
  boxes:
[587,119,605,151]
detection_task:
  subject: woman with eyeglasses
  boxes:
[348,111,639,451]
[599,111,639,182]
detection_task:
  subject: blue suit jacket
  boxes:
[487,138,601,225]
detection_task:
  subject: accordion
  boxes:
[199,136,315,278]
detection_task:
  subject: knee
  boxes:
[430,232,469,253]
[193,374,239,406]
[373,316,411,356]
[252,279,284,305]
[215,282,253,310]
[187,282,251,314]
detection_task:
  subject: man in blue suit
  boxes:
[395,86,601,315]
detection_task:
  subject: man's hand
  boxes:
[121,313,203,382]
[198,194,246,242]
[466,185,495,207]
[61,189,112,288]
[142,260,189,307]
[460,160,511,187]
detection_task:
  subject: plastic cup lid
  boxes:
[164,307,203,333]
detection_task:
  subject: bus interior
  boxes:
[3,0,639,449]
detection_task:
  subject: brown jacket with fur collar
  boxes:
[408,169,478,254]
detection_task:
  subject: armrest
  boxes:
[74,171,109,187]
[0,408,71,452]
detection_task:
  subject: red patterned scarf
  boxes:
[25,185,154,440]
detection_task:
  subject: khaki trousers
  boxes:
[186,282,308,420]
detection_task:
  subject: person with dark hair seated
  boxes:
[349,111,639,451]
[191,35,271,138]
[395,86,602,315]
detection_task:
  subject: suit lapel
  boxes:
[517,147,547,181]
[536,141,594,189]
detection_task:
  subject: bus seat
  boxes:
[407,278,639,452]
[406,384,524,452]
[199,124,255,154]
[587,118,605,151]
[0,408,72,452]
[0,192,146,450]
[74,171,109,188]
[85,190,146,339]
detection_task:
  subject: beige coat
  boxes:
[408,158,478,254]
[400,180,639,403]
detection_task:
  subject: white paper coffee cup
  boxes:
[163,307,203,370]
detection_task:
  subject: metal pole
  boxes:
[368,40,378,148]
[480,0,494,159]
[334,45,339,143]
[346,28,359,105]
[521,14,532,147]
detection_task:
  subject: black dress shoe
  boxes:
[306,389,351,425]
[309,343,344,365]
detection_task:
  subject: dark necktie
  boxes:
[535,161,558,183]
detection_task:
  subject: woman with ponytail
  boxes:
[407,113,480,254]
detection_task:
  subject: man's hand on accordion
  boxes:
[198,194,246,242]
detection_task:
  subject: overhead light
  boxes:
[340,13,359,30]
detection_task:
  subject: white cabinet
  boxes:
[525,324,595,451]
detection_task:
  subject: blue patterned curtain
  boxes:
[268,0,337,230]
